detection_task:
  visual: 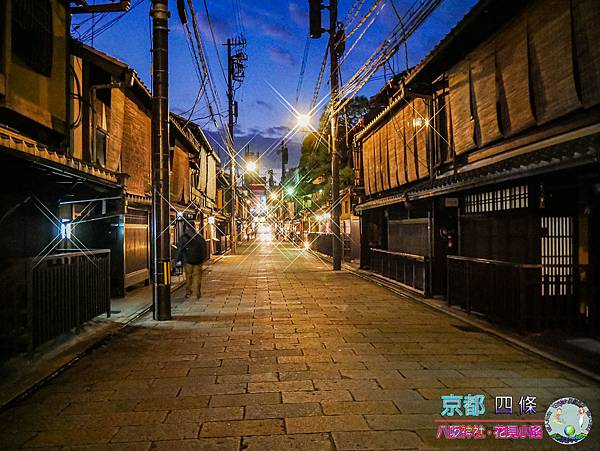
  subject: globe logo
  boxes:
[545,397,592,445]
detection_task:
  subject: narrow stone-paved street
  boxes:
[1,242,598,450]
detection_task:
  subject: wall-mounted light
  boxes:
[208,216,215,224]
[60,220,72,240]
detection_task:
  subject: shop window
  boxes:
[12,0,53,77]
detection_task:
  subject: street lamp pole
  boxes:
[150,0,171,320]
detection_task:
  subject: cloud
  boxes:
[255,100,273,110]
[264,125,291,138]
[242,8,294,40]
[262,23,294,40]
[268,47,295,66]
[194,12,233,44]
[204,128,301,180]
[288,3,308,27]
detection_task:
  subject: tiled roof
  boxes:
[356,133,600,211]
[0,125,121,186]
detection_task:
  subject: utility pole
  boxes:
[280,140,288,183]
[226,38,237,255]
[308,0,342,270]
[329,0,342,270]
[225,37,247,254]
[150,0,171,320]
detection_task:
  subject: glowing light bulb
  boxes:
[296,113,311,128]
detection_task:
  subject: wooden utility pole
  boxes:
[329,0,342,270]
[150,0,171,320]
[226,38,237,254]
[309,0,342,270]
[225,37,247,254]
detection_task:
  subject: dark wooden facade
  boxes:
[354,0,600,337]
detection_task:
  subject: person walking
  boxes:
[177,227,207,300]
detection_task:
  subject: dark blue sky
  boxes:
[72,0,476,178]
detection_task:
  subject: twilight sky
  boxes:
[72,0,476,180]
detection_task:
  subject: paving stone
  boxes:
[61,444,151,451]
[209,392,281,407]
[111,423,200,442]
[351,389,423,402]
[279,370,341,381]
[245,402,322,419]
[242,433,333,451]
[24,428,119,447]
[321,400,399,415]
[0,430,38,448]
[285,415,369,433]
[248,380,314,393]
[179,383,247,397]
[200,419,284,437]
[365,413,434,430]
[3,243,599,450]
[148,438,240,451]
[313,379,380,391]
[216,372,278,384]
[134,396,211,411]
[282,390,353,404]
[165,406,244,423]
[58,411,168,428]
[332,430,423,450]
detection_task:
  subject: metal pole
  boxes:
[330,0,342,270]
[151,0,171,320]
[227,39,237,254]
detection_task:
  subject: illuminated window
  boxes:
[463,185,528,214]
[12,0,53,77]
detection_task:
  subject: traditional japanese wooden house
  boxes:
[354,0,600,336]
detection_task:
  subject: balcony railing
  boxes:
[1,250,111,360]
[369,248,429,296]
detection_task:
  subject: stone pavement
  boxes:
[0,241,598,450]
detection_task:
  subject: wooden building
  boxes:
[354,0,600,336]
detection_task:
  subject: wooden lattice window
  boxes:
[12,0,53,77]
[541,216,574,296]
[463,185,528,214]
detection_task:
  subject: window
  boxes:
[95,129,107,167]
[12,0,53,76]
[463,185,528,214]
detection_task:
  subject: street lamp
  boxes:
[285,186,295,197]
[246,160,257,172]
[296,113,311,129]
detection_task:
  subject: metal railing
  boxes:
[369,248,430,296]
[1,250,111,360]
[447,255,550,333]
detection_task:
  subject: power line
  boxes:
[295,37,311,106]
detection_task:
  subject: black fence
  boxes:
[447,255,577,333]
[307,232,357,262]
[1,250,111,360]
[308,233,333,257]
[369,248,430,296]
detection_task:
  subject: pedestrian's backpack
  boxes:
[185,235,206,265]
